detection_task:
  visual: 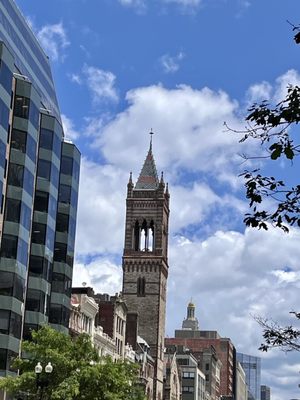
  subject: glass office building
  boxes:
[237,353,261,400]
[0,0,80,377]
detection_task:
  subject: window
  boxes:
[26,133,37,163]
[29,256,52,281]
[60,156,73,175]
[51,273,71,295]
[10,129,26,153]
[37,159,51,180]
[29,101,39,127]
[137,277,146,297]
[34,191,49,213]
[23,323,38,341]
[183,372,195,378]
[0,310,9,334]
[20,203,31,231]
[5,198,21,223]
[31,222,46,245]
[56,213,69,233]
[182,386,194,393]
[23,168,34,196]
[54,242,67,263]
[39,128,53,150]
[9,312,22,339]
[0,98,9,131]
[46,226,55,250]
[7,163,24,187]
[0,60,13,94]
[0,271,24,302]
[49,305,70,326]
[58,184,71,204]
[26,289,45,313]
[17,237,29,266]
[14,95,30,119]
[51,164,59,187]
[53,132,61,157]
[0,349,7,370]
[0,234,18,259]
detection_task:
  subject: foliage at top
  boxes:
[0,325,145,400]
[236,85,300,232]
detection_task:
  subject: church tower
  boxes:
[122,137,170,400]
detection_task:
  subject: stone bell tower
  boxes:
[122,137,170,400]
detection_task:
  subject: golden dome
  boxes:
[188,302,195,308]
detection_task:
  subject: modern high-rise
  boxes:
[0,0,80,378]
[237,353,261,400]
[122,139,170,400]
[261,385,271,400]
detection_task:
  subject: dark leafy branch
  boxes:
[233,86,300,232]
[255,313,300,352]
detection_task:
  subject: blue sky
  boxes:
[16,0,300,398]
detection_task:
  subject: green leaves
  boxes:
[0,326,145,400]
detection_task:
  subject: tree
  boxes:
[231,26,300,353]
[0,325,145,400]
[230,85,300,233]
[255,312,300,352]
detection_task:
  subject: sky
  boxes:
[15,0,300,398]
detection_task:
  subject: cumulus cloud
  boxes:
[82,65,119,103]
[61,114,80,140]
[95,84,248,182]
[73,257,122,294]
[246,69,300,107]
[37,22,70,61]
[160,52,185,73]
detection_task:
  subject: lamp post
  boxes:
[35,362,53,399]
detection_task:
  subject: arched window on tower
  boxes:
[140,220,147,251]
[134,219,155,252]
[148,220,154,251]
[137,277,146,297]
[134,220,140,251]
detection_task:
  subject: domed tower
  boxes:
[182,301,199,331]
[122,136,170,400]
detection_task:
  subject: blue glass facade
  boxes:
[0,0,60,120]
[0,0,80,377]
[237,352,261,400]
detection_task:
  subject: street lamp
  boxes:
[35,362,53,399]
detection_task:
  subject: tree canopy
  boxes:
[0,325,145,400]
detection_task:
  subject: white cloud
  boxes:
[82,65,119,103]
[95,84,248,182]
[73,257,122,295]
[246,69,300,107]
[68,73,82,85]
[118,0,146,12]
[160,52,185,73]
[37,22,70,61]
[75,158,127,256]
[162,0,201,7]
[61,114,80,141]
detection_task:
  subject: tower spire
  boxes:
[135,131,159,190]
